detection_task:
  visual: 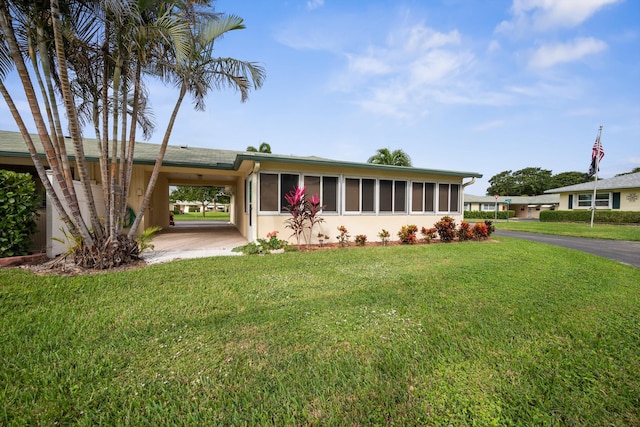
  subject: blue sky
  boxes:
[1,0,639,194]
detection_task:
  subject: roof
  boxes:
[0,130,482,178]
[464,194,560,204]
[545,172,640,193]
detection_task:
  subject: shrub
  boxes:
[355,234,367,246]
[0,170,40,257]
[317,233,330,247]
[472,222,489,240]
[257,230,288,250]
[434,216,457,243]
[540,210,640,224]
[484,220,495,236]
[420,226,438,243]
[398,225,418,244]
[378,229,390,246]
[464,210,514,220]
[336,226,350,247]
[457,221,474,241]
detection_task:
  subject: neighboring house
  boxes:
[545,172,640,211]
[1,130,482,255]
[464,194,560,219]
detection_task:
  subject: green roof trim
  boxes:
[0,130,482,178]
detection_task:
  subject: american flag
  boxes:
[587,135,604,178]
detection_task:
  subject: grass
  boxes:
[1,240,639,425]
[494,220,640,241]
[173,211,230,221]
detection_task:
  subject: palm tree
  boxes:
[367,148,412,167]
[1,0,264,268]
[128,13,265,236]
[246,142,271,153]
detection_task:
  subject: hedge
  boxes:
[0,170,40,257]
[540,210,640,224]
[464,210,514,220]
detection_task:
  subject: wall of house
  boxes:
[256,212,466,245]
[559,188,640,211]
[251,162,469,244]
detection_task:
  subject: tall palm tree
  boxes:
[367,148,412,167]
[128,13,265,236]
[246,141,271,153]
[1,0,264,268]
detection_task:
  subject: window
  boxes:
[345,178,375,213]
[303,175,338,213]
[258,172,299,213]
[481,203,495,211]
[412,182,436,213]
[577,193,610,208]
[259,173,278,211]
[379,179,406,213]
[438,183,461,213]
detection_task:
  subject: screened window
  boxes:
[302,175,338,213]
[280,174,299,213]
[259,173,278,212]
[378,179,406,213]
[345,178,375,213]
[438,183,461,213]
[259,172,300,213]
[481,203,495,211]
[411,182,435,213]
[323,177,338,212]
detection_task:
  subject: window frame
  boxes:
[302,174,340,214]
[437,182,461,214]
[410,181,436,214]
[379,179,407,214]
[258,172,300,214]
[343,177,376,214]
[576,192,611,209]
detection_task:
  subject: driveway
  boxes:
[141,221,246,264]
[494,230,640,268]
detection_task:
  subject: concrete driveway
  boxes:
[141,221,247,264]
[494,230,640,268]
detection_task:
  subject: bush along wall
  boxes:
[540,210,640,224]
[464,210,514,220]
[0,170,40,257]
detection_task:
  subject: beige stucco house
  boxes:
[463,194,560,219]
[544,172,640,211]
[1,130,482,255]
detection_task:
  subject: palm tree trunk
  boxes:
[0,1,94,246]
[128,82,187,237]
[50,0,104,243]
[0,81,81,241]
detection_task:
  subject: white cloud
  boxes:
[306,0,324,11]
[529,37,607,68]
[487,40,501,53]
[497,0,622,34]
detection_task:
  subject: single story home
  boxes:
[544,172,640,211]
[464,194,560,219]
[1,130,482,256]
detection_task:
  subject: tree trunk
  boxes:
[128,82,187,237]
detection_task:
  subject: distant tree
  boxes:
[547,171,588,189]
[616,167,640,176]
[487,170,516,196]
[513,167,552,195]
[170,186,225,217]
[487,167,552,196]
[367,148,412,167]
[246,142,271,153]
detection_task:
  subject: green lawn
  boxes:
[494,220,640,241]
[1,240,639,425]
[173,211,230,221]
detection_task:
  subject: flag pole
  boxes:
[590,125,603,228]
